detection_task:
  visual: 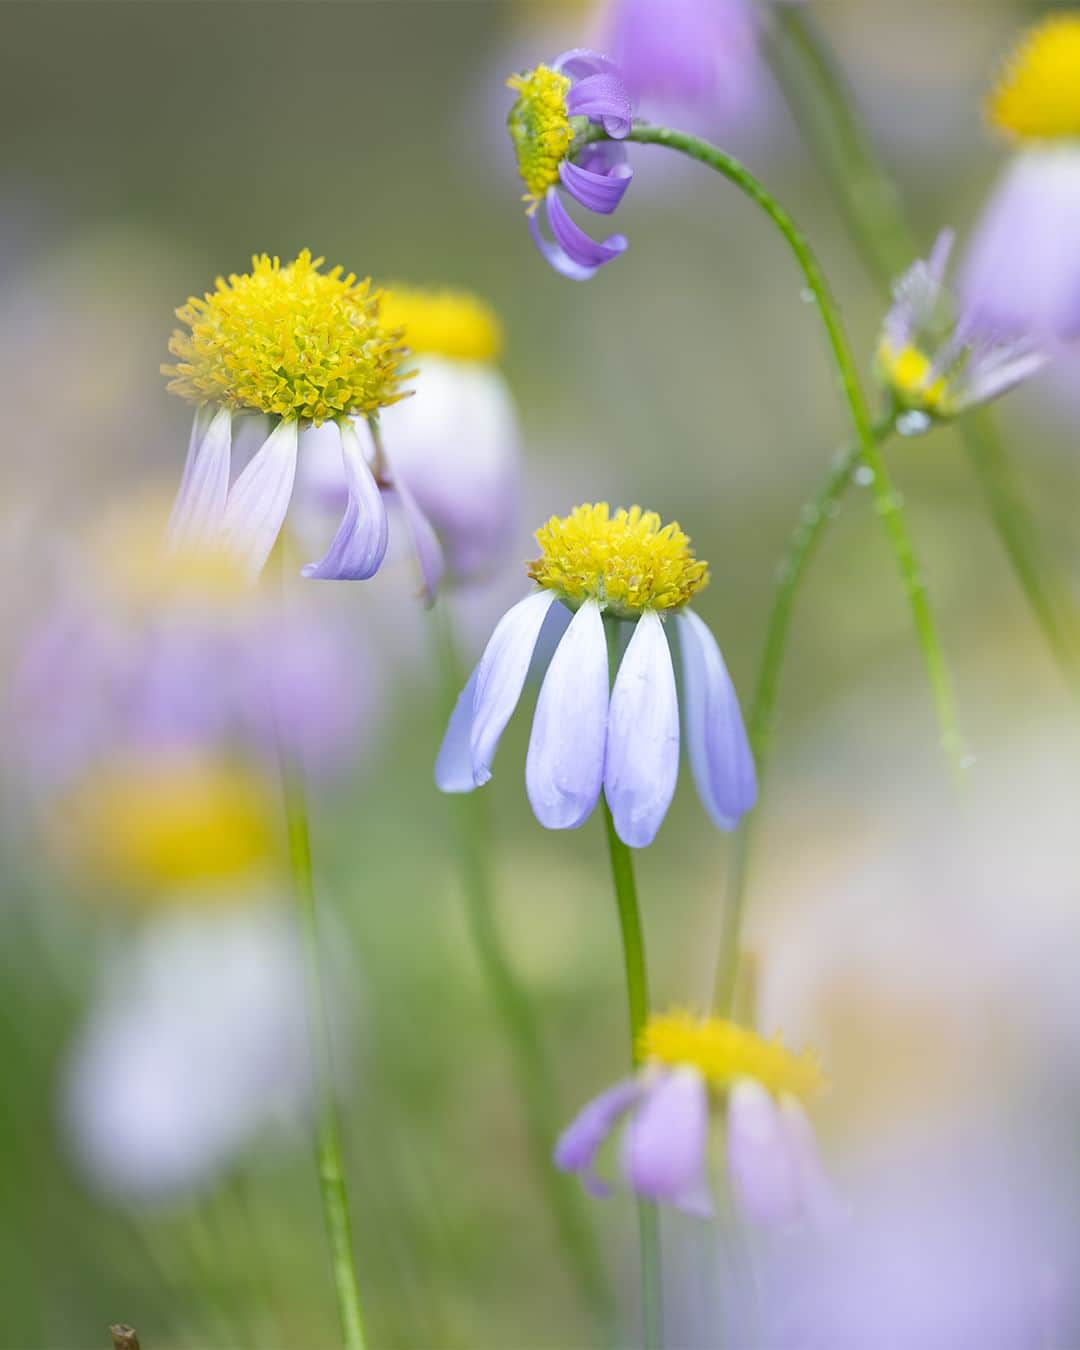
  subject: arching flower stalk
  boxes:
[436,502,756,848]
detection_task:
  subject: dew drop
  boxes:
[853,465,874,487]
[896,410,932,438]
[799,287,816,304]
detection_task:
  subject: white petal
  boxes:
[435,667,481,794]
[383,444,445,605]
[470,590,559,785]
[302,419,389,581]
[726,1079,800,1226]
[677,609,756,830]
[222,419,299,579]
[604,611,680,848]
[526,599,609,830]
[168,406,232,549]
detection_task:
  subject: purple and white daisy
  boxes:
[435,503,755,849]
[876,229,1045,433]
[506,51,635,280]
[555,1010,839,1225]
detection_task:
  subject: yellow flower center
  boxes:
[528,504,709,618]
[639,1011,825,1103]
[875,339,951,415]
[506,65,576,210]
[55,754,279,898]
[379,286,503,363]
[988,15,1080,141]
[163,249,410,425]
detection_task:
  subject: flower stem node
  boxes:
[436,502,755,847]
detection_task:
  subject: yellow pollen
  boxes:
[528,503,709,618]
[163,249,410,425]
[506,65,576,210]
[639,1011,826,1103]
[55,754,280,898]
[988,15,1080,142]
[379,286,503,363]
[875,339,951,415]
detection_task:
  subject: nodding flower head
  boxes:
[555,1011,839,1225]
[506,51,635,280]
[987,15,1080,143]
[876,230,1045,432]
[163,249,408,424]
[528,503,709,618]
[379,286,504,364]
[436,502,754,847]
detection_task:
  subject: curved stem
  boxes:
[602,801,662,1350]
[769,3,1080,697]
[589,120,966,783]
[430,606,614,1331]
[713,415,896,1013]
[277,755,368,1350]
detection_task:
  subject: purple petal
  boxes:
[526,599,609,830]
[471,590,560,786]
[604,611,680,849]
[382,445,445,606]
[559,157,633,216]
[435,667,481,794]
[302,419,389,581]
[554,1077,644,1197]
[677,608,756,830]
[779,1094,847,1233]
[528,210,607,282]
[546,190,628,269]
[553,48,625,81]
[167,406,232,550]
[565,73,634,137]
[222,418,298,579]
[726,1079,800,1226]
[621,1068,713,1215]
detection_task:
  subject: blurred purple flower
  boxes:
[507,50,635,280]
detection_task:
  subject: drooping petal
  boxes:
[168,406,232,549]
[779,1094,847,1232]
[566,73,634,137]
[677,609,756,830]
[559,156,634,215]
[302,419,389,581]
[621,1068,713,1216]
[554,1077,644,1197]
[726,1079,800,1226]
[435,668,481,794]
[526,599,609,830]
[470,590,560,786]
[221,418,298,579]
[546,190,629,271]
[381,444,445,605]
[553,49,626,81]
[604,611,680,849]
[528,210,606,283]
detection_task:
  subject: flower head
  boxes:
[529,504,709,618]
[436,502,754,847]
[556,1011,837,1224]
[876,230,1045,430]
[163,249,408,424]
[379,286,504,364]
[506,51,635,280]
[987,16,1080,143]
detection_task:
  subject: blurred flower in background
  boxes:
[297,286,522,590]
[961,15,1080,349]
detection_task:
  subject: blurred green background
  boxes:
[3,2,1080,1347]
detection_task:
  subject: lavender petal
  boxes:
[302,419,389,581]
[554,1077,644,1197]
[621,1068,713,1213]
[559,157,633,216]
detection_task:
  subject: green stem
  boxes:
[277,754,368,1350]
[589,120,966,783]
[602,800,662,1350]
[430,606,614,1331]
[770,3,1080,697]
[713,414,896,1013]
